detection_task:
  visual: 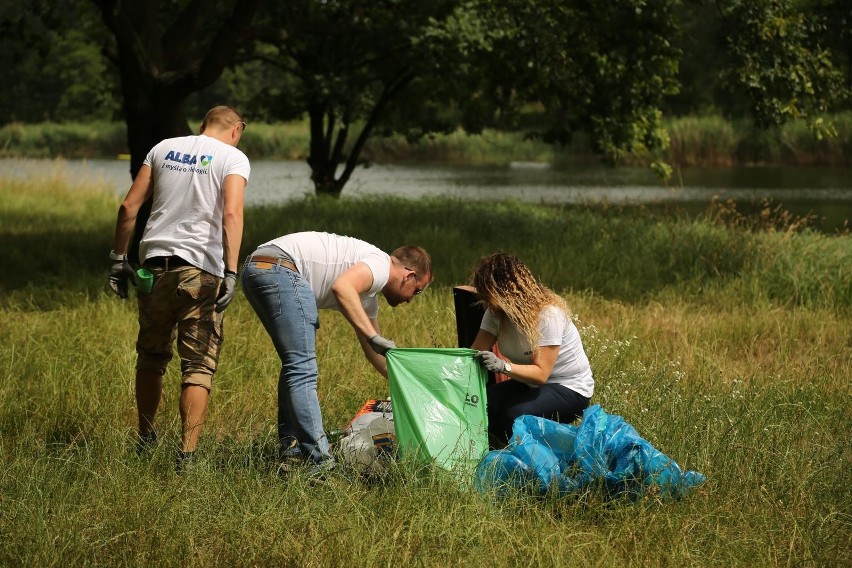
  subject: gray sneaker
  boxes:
[305,459,337,484]
[175,450,198,473]
[276,440,304,475]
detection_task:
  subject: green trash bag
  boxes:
[386,348,488,471]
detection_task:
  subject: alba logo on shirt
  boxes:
[164,151,214,166]
[164,150,198,165]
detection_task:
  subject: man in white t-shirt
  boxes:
[108,106,250,467]
[240,231,432,470]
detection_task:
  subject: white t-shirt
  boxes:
[139,134,251,277]
[481,305,594,397]
[261,232,390,318]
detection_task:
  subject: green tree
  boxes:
[718,0,846,133]
[666,0,849,123]
[0,0,120,123]
[248,0,683,195]
[466,0,681,167]
[664,1,730,116]
[249,0,469,196]
[811,0,852,96]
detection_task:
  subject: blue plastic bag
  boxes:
[475,404,706,499]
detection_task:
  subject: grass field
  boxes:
[0,172,849,566]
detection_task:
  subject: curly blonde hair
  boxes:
[472,252,570,354]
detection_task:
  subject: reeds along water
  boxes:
[663,112,852,167]
[3,112,851,166]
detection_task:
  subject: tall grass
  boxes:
[0,174,850,566]
[665,112,852,167]
[0,120,128,159]
[3,113,851,166]
[235,121,312,161]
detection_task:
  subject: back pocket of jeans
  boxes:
[248,282,281,319]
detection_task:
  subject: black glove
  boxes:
[215,271,238,313]
[474,350,507,374]
[108,259,136,299]
[368,334,396,355]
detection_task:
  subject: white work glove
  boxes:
[108,258,136,299]
[368,335,396,355]
[215,271,238,313]
[474,350,508,374]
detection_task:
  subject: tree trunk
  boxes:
[307,102,346,197]
[121,72,192,262]
[303,71,413,198]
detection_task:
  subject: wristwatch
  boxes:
[109,250,127,261]
[503,361,512,375]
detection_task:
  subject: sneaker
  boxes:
[135,431,158,455]
[276,440,305,475]
[305,460,337,484]
[279,438,301,459]
[175,450,198,473]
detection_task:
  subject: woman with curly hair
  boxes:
[470,252,594,447]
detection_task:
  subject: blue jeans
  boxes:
[241,258,332,464]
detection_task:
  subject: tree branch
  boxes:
[194,0,260,89]
[339,69,414,186]
[91,0,158,87]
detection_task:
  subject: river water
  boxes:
[3,157,850,232]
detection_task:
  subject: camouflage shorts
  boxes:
[136,266,224,390]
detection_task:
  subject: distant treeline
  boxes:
[2,113,851,168]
